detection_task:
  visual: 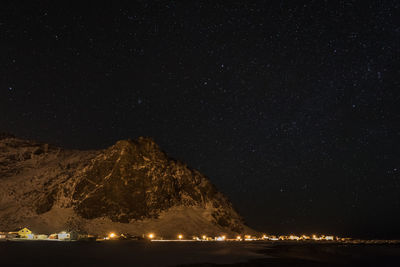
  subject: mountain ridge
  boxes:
[0,135,254,237]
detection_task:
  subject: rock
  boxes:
[0,136,253,237]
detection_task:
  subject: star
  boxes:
[0,1,398,238]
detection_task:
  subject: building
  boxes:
[18,228,32,238]
[49,234,58,239]
[58,232,70,240]
[6,233,18,239]
[34,235,48,240]
[300,235,311,240]
[268,235,279,241]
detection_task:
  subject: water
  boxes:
[0,240,399,266]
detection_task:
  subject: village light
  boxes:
[236,236,241,240]
[202,235,206,240]
[148,233,154,239]
[108,232,116,239]
[178,234,183,240]
[215,236,225,241]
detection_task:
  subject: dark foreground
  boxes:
[0,241,399,267]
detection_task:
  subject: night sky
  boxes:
[1,1,399,238]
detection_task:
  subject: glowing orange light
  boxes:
[109,232,116,238]
[148,233,154,239]
[178,234,183,240]
[326,236,334,240]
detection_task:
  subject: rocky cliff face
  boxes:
[0,135,251,236]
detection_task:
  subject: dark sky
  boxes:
[1,1,399,238]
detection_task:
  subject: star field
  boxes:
[1,1,399,238]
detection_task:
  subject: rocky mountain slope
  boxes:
[0,134,252,237]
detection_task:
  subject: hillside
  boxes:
[0,135,252,237]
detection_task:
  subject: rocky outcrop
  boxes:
[0,135,251,236]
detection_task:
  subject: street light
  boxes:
[108,232,116,239]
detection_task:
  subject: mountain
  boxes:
[0,134,253,237]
